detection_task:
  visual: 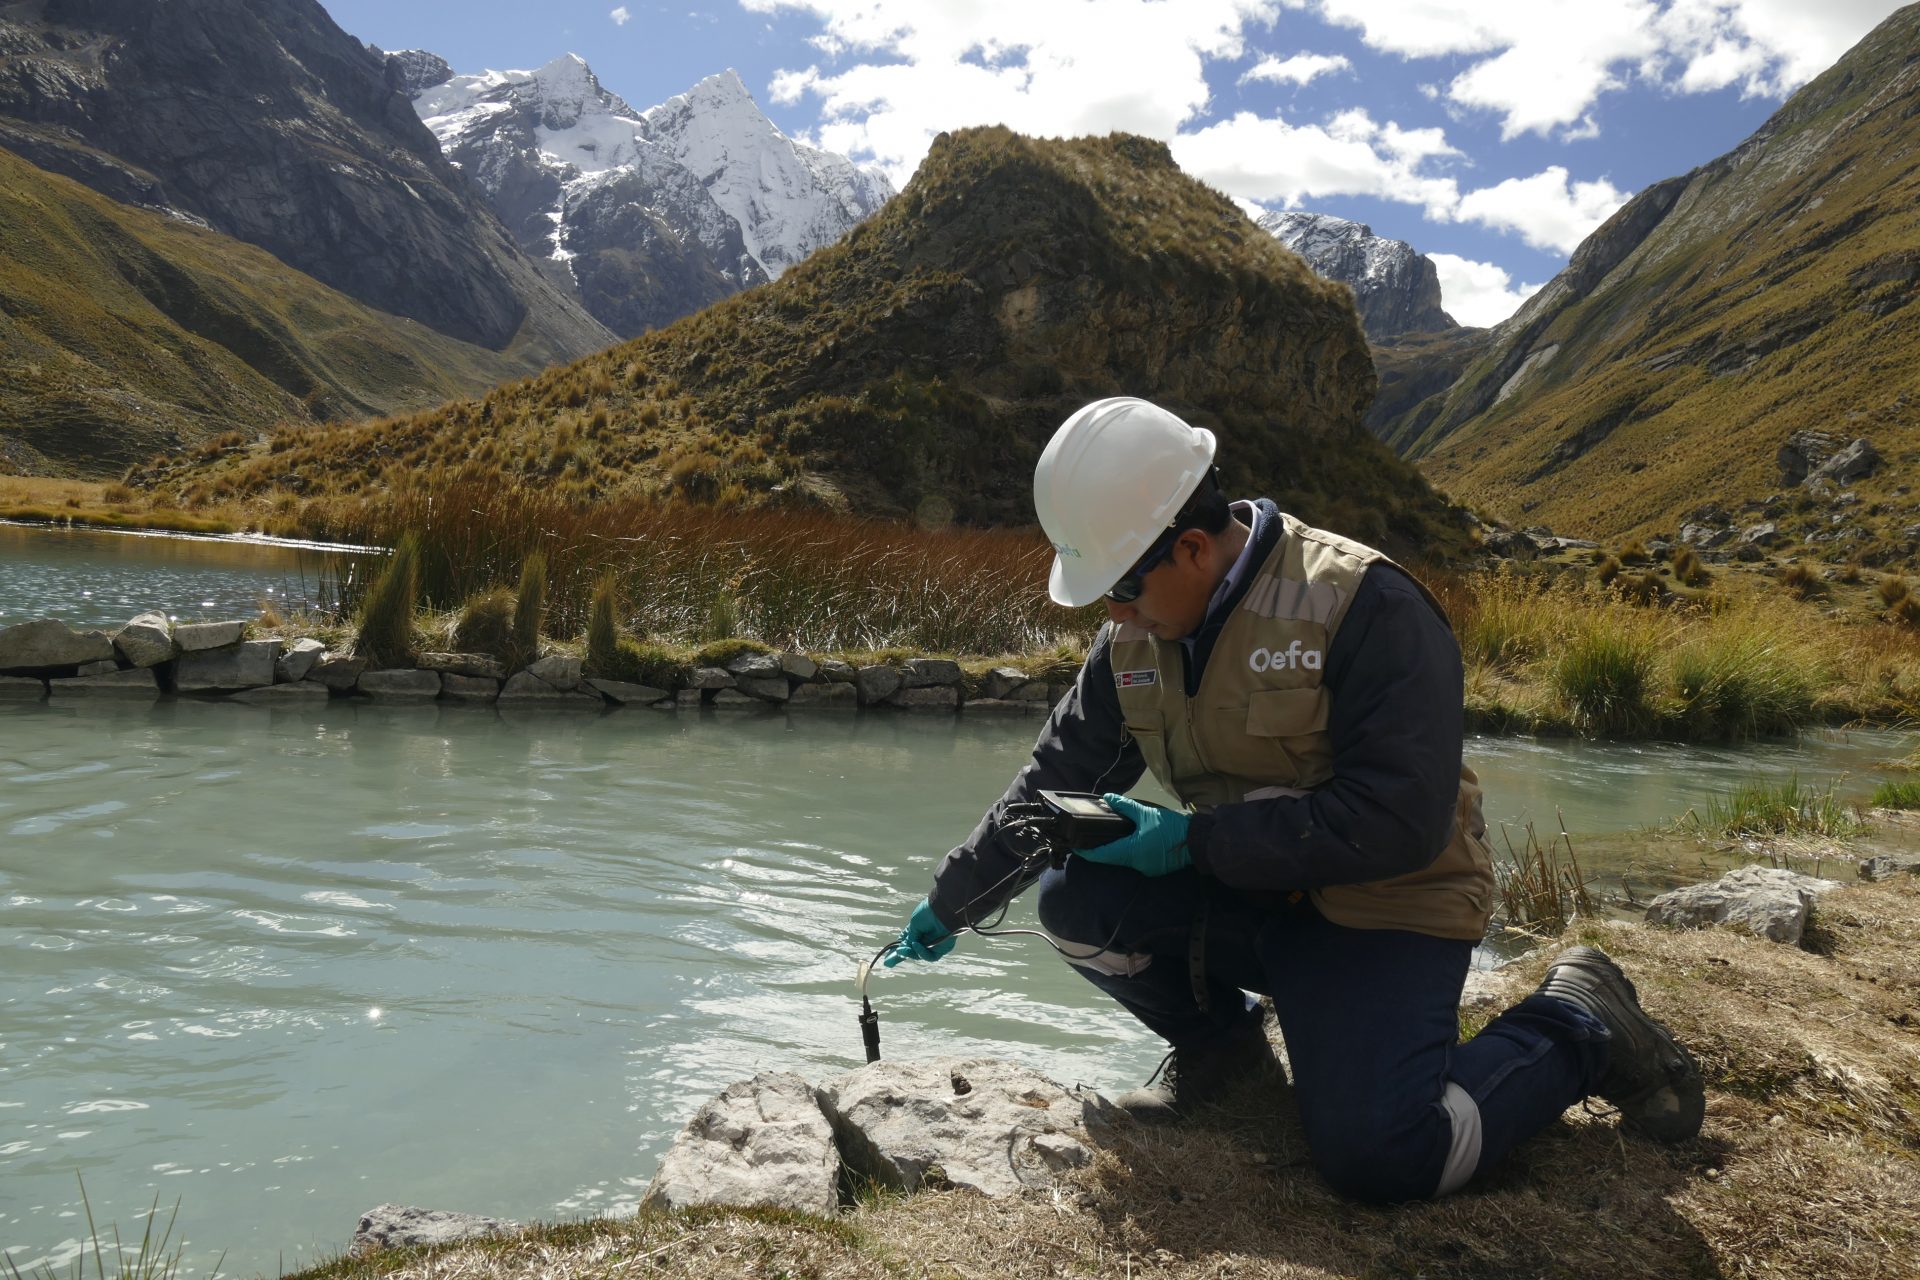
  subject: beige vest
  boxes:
[1110,512,1496,941]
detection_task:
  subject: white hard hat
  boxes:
[1034,397,1217,607]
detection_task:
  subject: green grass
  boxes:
[1433,567,1914,740]
[1869,778,1920,810]
[1687,774,1866,839]
[1667,628,1819,740]
[1551,618,1656,737]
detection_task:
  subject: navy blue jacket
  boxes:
[926,499,1465,929]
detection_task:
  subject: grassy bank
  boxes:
[1437,566,1920,737]
[284,876,1919,1280]
[0,476,239,535]
[24,470,1920,735]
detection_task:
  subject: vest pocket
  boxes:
[1245,686,1330,737]
[1123,720,1170,783]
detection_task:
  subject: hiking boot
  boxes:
[1110,1018,1284,1123]
[1536,945,1705,1143]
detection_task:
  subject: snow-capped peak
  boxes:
[638,67,893,277]
[398,49,893,335]
[1258,210,1455,339]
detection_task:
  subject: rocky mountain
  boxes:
[0,0,611,357]
[0,147,568,477]
[139,128,1471,559]
[1259,212,1456,340]
[407,56,893,337]
[1396,4,1920,555]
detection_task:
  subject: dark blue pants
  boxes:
[1035,859,1609,1203]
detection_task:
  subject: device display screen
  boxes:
[1046,793,1109,817]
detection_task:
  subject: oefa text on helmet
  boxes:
[1248,641,1322,673]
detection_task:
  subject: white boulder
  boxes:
[817,1057,1110,1197]
[642,1072,841,1216]
[1645,865,1842,945]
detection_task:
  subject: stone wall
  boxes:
[0,615,1073,715]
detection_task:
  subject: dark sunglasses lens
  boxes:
[1106,574,1142,604]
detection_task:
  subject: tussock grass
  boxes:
[1672,545,1711,587]
[353,533,419,668]
[1668,623,1818,739]
[1430,568,1899,739]
[1551,612,1658,736]
[1686,774,1865,839]
[449,588,517,660]
[314,477,1083,656]
[1869,778,1920,810]
[1781,562,1824,599]
[510,552,547,670]
[298,880,1920,1280]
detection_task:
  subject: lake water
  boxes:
[0,523,365,630]
[2,524,1914,1278]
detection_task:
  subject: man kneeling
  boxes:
[886,397,1704,1203]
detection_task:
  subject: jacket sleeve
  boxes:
[1185,564,1464,891]
[925,626,1146,928]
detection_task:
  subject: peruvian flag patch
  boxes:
[1116,669,1157,688]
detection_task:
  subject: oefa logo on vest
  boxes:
[1248,640,1322,672]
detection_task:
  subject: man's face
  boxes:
[1103,530,1214,640]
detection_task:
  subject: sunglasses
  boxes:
[1104,527,1180,604]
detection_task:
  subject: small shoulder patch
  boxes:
[1115,669,1157,688]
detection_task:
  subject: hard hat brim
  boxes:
[1049,551,1119,608]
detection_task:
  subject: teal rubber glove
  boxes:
[882,896,956,967]
[1075,794,1192,877]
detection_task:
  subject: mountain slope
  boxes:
[408,56,891,337]
[0,0,611,356]
[0,146,566,477]
[1404,4,1920,552]
[137,128,1468,557]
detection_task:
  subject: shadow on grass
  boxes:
[1073,1074,1724,1280]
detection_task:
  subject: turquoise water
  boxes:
[1,699,1909,1278]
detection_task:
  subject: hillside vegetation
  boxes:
[1399,5,1920,555]
[134,127,1470,558]
[0,146,579,478]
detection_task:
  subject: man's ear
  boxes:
[1172,528,1211,569]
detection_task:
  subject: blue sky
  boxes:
[318,1,1906,326]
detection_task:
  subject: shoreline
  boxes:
[9,607,1920,747]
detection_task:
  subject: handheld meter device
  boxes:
[1034,790,1136,848]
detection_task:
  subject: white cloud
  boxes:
[1452,166,1630,254]
[768,66,818,106]
[748,0,1282,184]
[1309,1,1905,137]
[1240,52,1352,86]
[1654,0,1906,97]
[1172,108,1461,218]
[610,5,631,24]
[1429,253,1543,327]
